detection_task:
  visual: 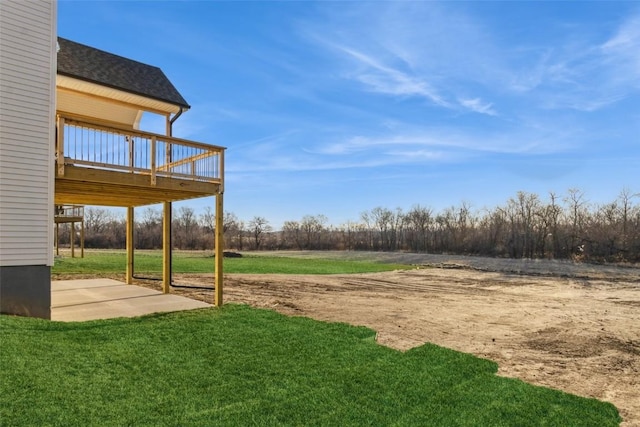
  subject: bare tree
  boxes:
[84,207,111,235]
[564,188,589,257]
[223,212,244,250]
[405,205,432,252]
[300,214,328,249]
[369,207,396,251]
[435,207,456,253]
[359,211,374,250]
[137,207,161,249]
[200,206,216,234]
[541,192,562,259]
[336,221,369,251]
[478,206,507,256]
[617,188,639,257]
[248,216,272,249]
[281,220,302,249]
[81,207,124,248]
[455,202,474,253]
[175,206,199,249]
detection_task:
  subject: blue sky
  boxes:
[58,1,640,229]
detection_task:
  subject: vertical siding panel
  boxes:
[0,0,56,267]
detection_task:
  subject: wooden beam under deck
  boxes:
[54,216,83,224]
[55,165,221,207]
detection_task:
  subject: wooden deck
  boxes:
[53,114,226,306]
[54,205,83,223]
[55,114,224,207]
[55,164,221,206]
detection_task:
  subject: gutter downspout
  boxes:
[165,106,186,292]
[168,107,186,136]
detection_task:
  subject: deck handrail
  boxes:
[55,205,84,218]
[56,114,225,186]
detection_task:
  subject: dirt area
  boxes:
[164,253,640,427]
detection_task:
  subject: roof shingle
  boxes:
[57,37,190,110]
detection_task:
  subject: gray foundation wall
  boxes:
[0,265,51,319]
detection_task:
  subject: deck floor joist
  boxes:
[55,165,220,207]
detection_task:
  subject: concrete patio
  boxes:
[52,278,211,321]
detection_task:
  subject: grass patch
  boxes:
[52,250,412,275]
[0,306,620,426]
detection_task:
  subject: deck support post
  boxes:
[162,202,172,294]
[214,192,224,307]
[80,217,85,258]
[126,207,134,284]
[55,223,59,256]
[70,222,75,258]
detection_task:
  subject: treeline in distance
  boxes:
[55,188,640,263]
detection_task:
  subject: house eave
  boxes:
[57,74,188,116]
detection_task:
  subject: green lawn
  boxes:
[52,250,412,275]
[0,306,620,426]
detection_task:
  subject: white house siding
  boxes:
[0,0,56,267]
[0,0,56,318]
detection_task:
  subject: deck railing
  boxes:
[55,204,84,219]
[56,115,224,185]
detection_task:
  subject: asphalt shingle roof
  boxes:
[57,37,190,110]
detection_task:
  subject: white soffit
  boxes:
[57,75,182,115]
[57,89,140,128]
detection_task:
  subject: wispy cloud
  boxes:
[458,98,497,116]
[305,3,640,116]
[317,127,574,159]
[332,44,450,107]
[301,3,501,114]
[226,116,584,176]
[512,11,640,112]
[600,12,640,87]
